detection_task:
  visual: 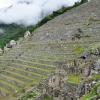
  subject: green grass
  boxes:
[73,45,85,54]
[21,93,37,100]
[26,93,37,98]
[80,83,100,100]
[68,74,81,83]
[80,93,97,100]
[92,74,100,79]
[43,97,53,100]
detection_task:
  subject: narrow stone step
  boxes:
[0,78,20,93]
[0,56,16,60]
[0,56,17,59]
[0,74,27,85]
[12,59,55,70]
[1,70,33,83]
[6,66,46,79]
[2,70,40,85]
[23,53,74,60]
[9,62,52,75]
[0,85,14,97]
[0,74,24,87]
[19,56,56,65]
[3,53,22,57]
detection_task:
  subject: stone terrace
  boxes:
[30,0,100,42]
[0,0,100,99]
[0,36,100,99]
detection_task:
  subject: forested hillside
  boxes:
[0,24,27,49]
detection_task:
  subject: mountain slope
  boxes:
[30,0,100,42]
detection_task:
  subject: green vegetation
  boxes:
[68,74,81,83]
[73,45,85,54]
[43,97,53,100]
[80,93,97,100]
[28,0,88,32]
[21,93,37,100]
[88,18,94,23]
[88,45,100,52]
[74,33,81,39]
[80,83,100,100]
[0,23,27,49]
[84,32,91,37]
[92,74,100,79]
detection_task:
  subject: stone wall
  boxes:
[0,90,7,97]
[56,59,93,77]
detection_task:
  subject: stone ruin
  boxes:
[4,40,17,51]
[0,48,3,54]
[56,59,94,77]
[2,31,31,52]
[39,58,100,100]
[24,31,31,38]
[1,30,32,54]
[80,48,100,59]
[91,59,100,75]
[42,73,69,100]
[10,40,17,46]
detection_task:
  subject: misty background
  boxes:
[0,0,80,26]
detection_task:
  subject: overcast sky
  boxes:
[0,0,80,26]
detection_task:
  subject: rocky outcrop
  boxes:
[80,49,90,59]
[91,59,100,74]
[92,48,100,56]
[97,86,100,95]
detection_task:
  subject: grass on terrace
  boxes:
[22,93,37,100]
[43,97,53,100]
[80,83,100,100]
[73,45,85,54]
[92,74,100,79]
[68,74,81,83]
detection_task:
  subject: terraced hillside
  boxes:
[0,0,100,100]
[30,0,100,43]
[0,36,100,99]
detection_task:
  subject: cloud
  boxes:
[0,0,79,26]
[0,28,4,33]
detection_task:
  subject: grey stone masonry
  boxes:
[30,0,100,43]
[6,66,42,79]
[0,75,23,87]
[7,63,50,75]
[1,71,31,82]
[0,82,17,93]
[0,90,7,97]
[11,61,55,70]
